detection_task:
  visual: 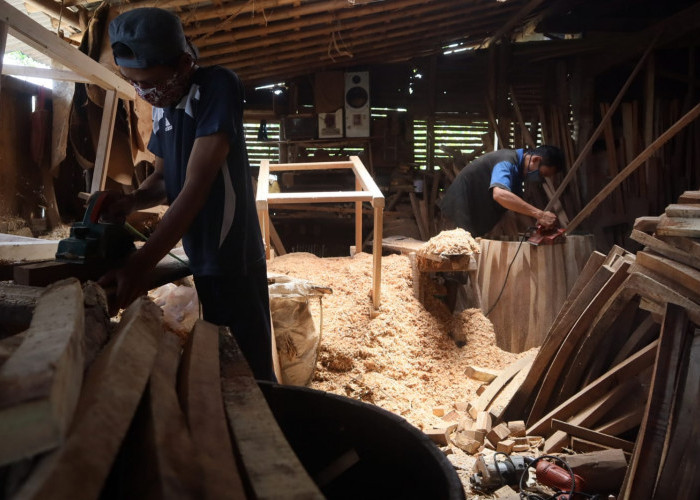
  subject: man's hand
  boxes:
[98,255,151,316]
[536,210,558,230]
[90,190,136,224]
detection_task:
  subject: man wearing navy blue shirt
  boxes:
[98,7,274,381]
[439,145,565,237]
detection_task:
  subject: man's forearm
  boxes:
[492,187,543,219]
[130,171,167,210]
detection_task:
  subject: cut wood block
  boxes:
[219,327,324,499]
[496,439,515,454]
[513,444,530,453]
[454,401,468,412]
[633,216,660,232]
[0,279,84,467]
[665,203,700,218]
[425,427,450,446]
[475,411,492,433]
[507,420,526,438]
[563,449,628,494]
[486,423,511,447]
[469,353,536,419]
[15,297,163,500]
[433,406,446,417]
[493,485,521,499]
[476,383,487,396]
[460,428,486,444]
[656,214,700,237]
[452,431,481,454]
[678,190,700,204]
[464,365,499,382]
[442,409,460,422]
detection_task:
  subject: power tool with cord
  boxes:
[55,192,136,264]
[527,224,566,246]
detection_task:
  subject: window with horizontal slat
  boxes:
[413,118,490,170]
[244,121,280,167]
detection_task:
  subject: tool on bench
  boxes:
[56,192,136,263]
[527,224,566,246]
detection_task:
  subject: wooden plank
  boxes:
[567,101,700,232]
[527,263,631,425]
[621,304,693,500]
[594,404,645,437]
[633,216,660,232]
[678,190,700,204]
[269,191,373,204]
[500,250,607,422]
[15,297,163,500]
[636,250,700,295]
[89,88,119,193]
[630,229,700,270]
[544,376,641,452]
[0,279,84,466]
[551,419,635,452]
[372,205,383,309]
[527,339,658,437]
[0,3,134,100]
[219,327,324,499]
[138,332,204,498]
[1,64,90,83]
[610,315,660,366]
[0,239,59,262]
[652,332,700,499]
[350,156,384,202]
[468,352,536,419]
[665,203,700,218]
[0,284,42,335]
[544,39,657,212]
[179,320,247,499]
[625,271,700,325]
[382,235,426,254]
[655,214,700,237]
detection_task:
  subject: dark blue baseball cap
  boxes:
[109,8,190,68]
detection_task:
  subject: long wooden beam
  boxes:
[544,37,657,213]
[567,100,700,232]
[2,63,89,82]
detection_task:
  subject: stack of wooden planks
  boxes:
[468,189,700,498]
[0,279,323,499]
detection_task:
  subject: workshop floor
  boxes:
[268,251,537,497]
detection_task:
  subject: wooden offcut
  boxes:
[15,297,163,500]
[0,279,84,467]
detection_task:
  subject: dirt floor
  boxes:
[268,251,538,497]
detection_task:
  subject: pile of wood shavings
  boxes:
[419,228,481,256]
[268,251,531,431]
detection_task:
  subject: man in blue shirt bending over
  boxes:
[439,145,565,238]
[97,7,275,381]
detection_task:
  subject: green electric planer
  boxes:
[56,192,136,263]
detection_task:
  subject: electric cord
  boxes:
[485,227,535,317]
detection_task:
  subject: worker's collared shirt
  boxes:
[438,149,524,237]
[148,66,264,276]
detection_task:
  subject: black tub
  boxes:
[259,382,466,500]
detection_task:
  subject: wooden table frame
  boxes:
[256,156,385,309]
[0,2,135,193]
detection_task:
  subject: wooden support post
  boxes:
[372,204,383,309]
[90,89,118,193]
[0,20,7,104]
[355,177,363,252]
[567,100,700,232]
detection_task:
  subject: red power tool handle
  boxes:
[88,192,109,224]
[536,461,586,499]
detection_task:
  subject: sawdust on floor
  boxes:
[269,251,538,497]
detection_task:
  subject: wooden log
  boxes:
[219,327,324,499]
[178,319,246,499]
[621,304,694,500]
[14,297,163,500]
[0,279,84,466]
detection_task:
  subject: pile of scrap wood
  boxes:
[0,279,323,499]
[449,190,699,498]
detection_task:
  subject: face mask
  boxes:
[131,72,190,108]
[526,168,542,183]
